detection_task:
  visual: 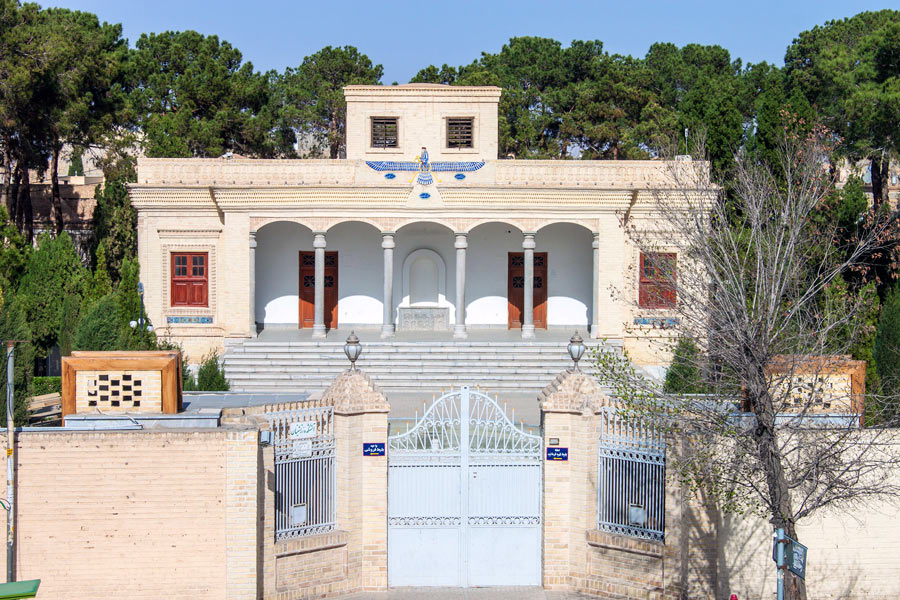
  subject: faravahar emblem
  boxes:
[366,147,484,186]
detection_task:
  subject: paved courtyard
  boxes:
[344,588,597,599]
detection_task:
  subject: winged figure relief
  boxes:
[366,147,485,185]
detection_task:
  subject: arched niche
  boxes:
[401,249,447,308]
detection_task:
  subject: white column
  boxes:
[249,231,257,337]
[312,232,327,338]
[592,232,600,337]
[522,232,536,339]
[381,232,395,338]
[454,233,468,339]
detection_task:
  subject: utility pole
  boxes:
[5,341,14,583]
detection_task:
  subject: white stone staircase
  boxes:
[223,338,620,395]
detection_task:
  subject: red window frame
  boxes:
[639,252,676,309]
[171,252,209,307]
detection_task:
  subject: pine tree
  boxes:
[874,284,900,421]
[0,298,33,426]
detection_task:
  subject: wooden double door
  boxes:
[508,252,547,329]
[299,251,338,330]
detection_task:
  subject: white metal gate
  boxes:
[387,386,542,587]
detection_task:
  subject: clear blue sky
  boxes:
[46,0,897,83]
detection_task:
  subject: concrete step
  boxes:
[223,338,614,393]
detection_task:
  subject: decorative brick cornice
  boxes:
[538,370,615,414]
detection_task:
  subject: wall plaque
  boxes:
[363,443,386,456]
[546,447,569,461]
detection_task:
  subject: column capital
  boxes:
[522,232,536,250]
[249,230,257,249]
[313,232,327,248]
[592,232,600,249]
[381,232,395,249]
[454,233,468,249]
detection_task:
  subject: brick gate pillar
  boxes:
[325,369,391,591]
[538,369,611,591]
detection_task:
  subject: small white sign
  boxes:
[291,439,313,458]
[290,503,308,526]
[289,421,317,440]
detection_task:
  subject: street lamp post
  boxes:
[567,331,586,371]
[129,282,154,345]
[343,332,362,370]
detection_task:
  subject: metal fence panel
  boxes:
[597,407,666,541]
[265,402,335,540]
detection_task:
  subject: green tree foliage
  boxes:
[874,284,900,420]
[91,169,136,285]
[663,337,707,394]
[129,30,287,158]
[785,10,900,207]
[279,46,383,158]
[0,206,29,290]
[0,298,33,426]
[40,7,127,235]
[73,293,118,351]
[56,293,80,357]
[18,232,85,358]
[644,43,744,175]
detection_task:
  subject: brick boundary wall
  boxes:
[2,428,259,600]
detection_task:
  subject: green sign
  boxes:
[0,579,40,599]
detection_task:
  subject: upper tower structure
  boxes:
[343,84,501,162]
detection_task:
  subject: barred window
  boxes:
[598,408,666,541]
[447,117,474,148]
[639,252,676,308]
[372,117,398,148]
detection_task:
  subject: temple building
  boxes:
[129,84,692,369]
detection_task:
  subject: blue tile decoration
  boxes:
[419,192,431,199]
[366,146,484,186]
[633,317,680,328]
[167,315,213,324]
[384,173,396,179]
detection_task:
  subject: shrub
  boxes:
[663,337,707,394]
[32,376,61,396]
[195,351,229,391]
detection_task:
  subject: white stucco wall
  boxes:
[537,223,593,327]
[255,221,312,325]
[393,223,457,324]
[328,221,383,325]
[466,223,523,325]
[254,219,594,330]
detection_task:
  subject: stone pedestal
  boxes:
[398,306,449,331]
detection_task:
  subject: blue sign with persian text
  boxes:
[546,447,568,461]
[363,443,385,456]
